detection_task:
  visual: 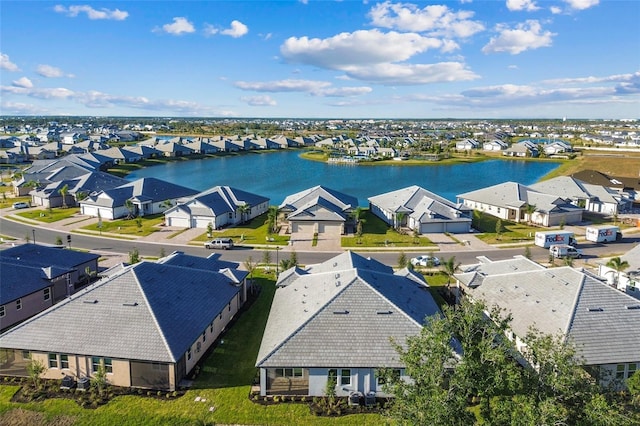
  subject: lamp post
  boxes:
[32,229,36,245]
[275,245,280,275]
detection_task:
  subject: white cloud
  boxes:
[550,6,563,14]
[563,0,599,10]
[2,85,76,99]
[157,17,195,35]
[343,62,479,85]
[0,53,20,71]
[0,101,49,115]
[240,95,277,106]
[282,29,445,69]
[368,1,484,38]
[36,64,74,78]
[506,0,540,12]
[53,4,128,20]
[508,64,519,69]
[234,79,372,97]
[221,20,248,38]
[203,24,219,36]
[12,77,33,88]
[482,20,555,54]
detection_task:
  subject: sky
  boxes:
[0,0,638,119]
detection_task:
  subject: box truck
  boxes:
[550,244,583,259]
[585,225,622,243]
[534,230,577,248]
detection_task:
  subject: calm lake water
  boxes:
[127,151,560,206]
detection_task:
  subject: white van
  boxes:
[549,244,583,259]
[204,238,234,250]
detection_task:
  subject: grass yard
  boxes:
[342,211,435,248]
[15,207,80,223]
[82,214,164,237]
[191,213,290,246]
[471,211,538,245]
[0,274,387,426]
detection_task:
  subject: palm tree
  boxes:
[266,205,280,234]
[524,203,537,225]
[238,203,251,224]
[124,199,135,219]
[442,256,461,286]
[605,257,630,288]
[59,184,69,209]
[395,211,406,231]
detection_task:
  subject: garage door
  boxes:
[318,223,342,235]
[420,223,445,234]
[293,223,315,235]
[82,205,99,217]
[193,217,213,229]
[167,216,190,228]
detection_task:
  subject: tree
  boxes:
[124,199,135,219]
[136,216,143,232]
[84,266,96,286]
[244,256,257,281]
[91,363,108,395]
[55,235,63,246]
[238,203,250,224]
[129,247,140,264]
[26,356,47,388]
[261,250,272,270]
[207,222,213,237]
[495,218,503,240]
[395,211,406,230]
[59,184,69,209]
[605,257,630,288]
[266,205,280,234]
[442,256,461,286]
[289,249,298,268]
[524,246,532,259]
[563,256,574,267]
[524,204,537,226]
[397,251,408,268]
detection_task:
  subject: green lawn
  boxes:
[471,211,538,245]
[342,211,435,248]
[0,274,387,426]
[15,207,80,223]
[82,214,164,237]
[191,213,290,246]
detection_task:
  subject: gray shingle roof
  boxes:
[369,185,471,222]
[83,177,198,207]
[0,262,241,363]
[279,186,358,213]
[470,266,640,365]
[167,186,269,217]
[256,252,439,368]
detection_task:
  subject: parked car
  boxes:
[410,255,440,267]
[204,237,234,250]
[12,201,29,209]
[549,244,583,259]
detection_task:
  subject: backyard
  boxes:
[0,274,388,426]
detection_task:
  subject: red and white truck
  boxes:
[585,225,622,243]
[534,230,577,248]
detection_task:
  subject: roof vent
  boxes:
[123,302,138,307]
[335,281,341,287]
[83,299,98,304]
[626,305,640,310]
[587,307,604,312]
[333,310,349,315]
[377,310,393,315]
[335,273,340,279]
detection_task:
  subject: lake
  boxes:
[127,151,560,206]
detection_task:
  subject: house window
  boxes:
[228,302,231,312]
[187,348,192,361]
[60,354,69,369]
[616,364,626,380]
[22,351,30,360]
[628,363,637,379]
[275,368,304,378]
[104,358,113,373]
[49,353,58,368]
[44,288,51,301]
[0,306,4,318]
[92,357,101,373]
[228,213,233,219]
[202,332,206,343]
[377,369,401,386]
[340,369,352,386]
[16,299,22,311]
[219,312,222,320]
[209,322,213,333]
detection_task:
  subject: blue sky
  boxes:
[1,0,638,119]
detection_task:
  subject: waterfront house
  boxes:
[0,244,99,331]
[279,186,358,237]
[457,260,640,389]
[154,141,195,157]
[80,177,198,219]
[543,140,573,155]
[369,185,472,234]
[164,186,269,229]
[457,181,583,227]
[0,260,247,391]
[255,251,440,397]
[503,141,539,157]
[455,138,480,151]
[483,139,508,151]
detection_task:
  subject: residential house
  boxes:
[457,181,583,227]
[0,244,99,331]
[572,169,640,203]
[483,139,508,152]
[183,139,219,155]
[279,186,358,237]
[164,186,269,229]
[457,261,640,389]
[369,185,472,234]
[503,141,539,157]
[0,260,247,391]
[530,176,629,215]
[543,140,573,156]
[255,251,441,397]
[80,177,198,219]
[96,147,143,164]
[30,171,128,208]
[154,141,195,157]
[455,138,480,151]
[598,245,640,300]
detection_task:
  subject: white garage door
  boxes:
[293,222,315,235]
[81,205,99,217]
[167,216,190,228]
[319,223,342,235]
[194,217,213,229]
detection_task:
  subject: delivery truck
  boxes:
[550,244,583,259]
[534,230,577,248]
[585,225,622,243]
